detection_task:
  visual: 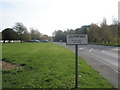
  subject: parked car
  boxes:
[27,40,40,42]
[41,40,49,42]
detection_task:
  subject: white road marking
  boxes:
[112,68,118,73]
[89,48,93,52]
[112,48,118,51]
[79,48,83,50]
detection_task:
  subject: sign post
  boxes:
[75,44,78,88]
[66,34,88,88]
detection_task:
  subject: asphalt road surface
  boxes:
[54,42,119,88]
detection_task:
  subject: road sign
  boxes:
[66,34,88,45]
[66,34,88,88]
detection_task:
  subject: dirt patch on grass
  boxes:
[0,60,23,69]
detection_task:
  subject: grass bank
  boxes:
[2,42,114,88]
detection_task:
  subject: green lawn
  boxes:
[2,42,114,88]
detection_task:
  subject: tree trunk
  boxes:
[9,40,11,43]
[3,40,5,43]
[20,40,23,43]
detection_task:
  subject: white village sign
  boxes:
[66,34,88,45]
[66,34,88,88]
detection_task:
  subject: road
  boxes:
[54,42,119,88]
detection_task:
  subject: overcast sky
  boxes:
[0,0,119,36]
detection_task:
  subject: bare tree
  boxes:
[13,22,28,43]
[30,28,42,40]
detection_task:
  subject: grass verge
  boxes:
[2,42,114,88]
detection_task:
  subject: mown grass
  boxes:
[2,42,114,88]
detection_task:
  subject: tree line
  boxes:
[1,22,50,43]
[53,18,119,44]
